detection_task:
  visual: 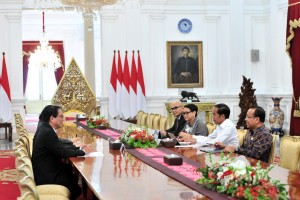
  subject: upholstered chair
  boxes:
[279,136,300,171]
[159,116,168,130]
[152,114,161,130]
[136,111,144,126]
[18,175,69,200]
[140,113,148,127]
[14,113,25,137]
[237,129,247,146]
[16,155,71,199]
[206,122,216,134]
[147,113,155,129]
[268,134,278,164]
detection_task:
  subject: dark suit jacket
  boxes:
[165,115,186,137]
[31,121,85,186]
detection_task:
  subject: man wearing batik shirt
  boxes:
[223,106,273,163]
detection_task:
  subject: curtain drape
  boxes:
[286,0,300,136]
[22,41,65,94]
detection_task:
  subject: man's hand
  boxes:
[223,146,236,153]
[71,137,80,143]
[160,130,167,135]
[75,141,87,148]
[214,142,225,149]
[82,145,95,154]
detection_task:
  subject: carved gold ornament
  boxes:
[51,58,96,114]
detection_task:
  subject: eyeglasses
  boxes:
[182,111,192,115]
[170,106,182,111]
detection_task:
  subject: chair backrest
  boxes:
[159,116,168,130]
[148,113,155,129]
[165,116,172,130]
[237,129,247,146]
[279,136,300,171]
[206,122,216,134]
[136,111,144,126]
[14,113,25,137]
[15,135,31,158]
[268,134,277,164]
[18,175,39,199]
[140,113,148,127]
[17,163,34,180]
[152,114,161,130]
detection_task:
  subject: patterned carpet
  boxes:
[0,150,20,200]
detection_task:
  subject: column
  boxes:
[83,14,95,93]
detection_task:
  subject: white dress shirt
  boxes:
[193,119,239,147]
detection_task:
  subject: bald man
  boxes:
[160,100,186,138]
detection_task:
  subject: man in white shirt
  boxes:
[179,103,239,148]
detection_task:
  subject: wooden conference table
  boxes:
[57,120,300,200]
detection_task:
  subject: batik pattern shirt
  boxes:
[237,125,273,163]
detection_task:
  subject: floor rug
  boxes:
[0,150,20,200]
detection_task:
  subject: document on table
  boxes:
[80,152,104,157]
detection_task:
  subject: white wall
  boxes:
[2,0,293,136]
[98,0,292,133]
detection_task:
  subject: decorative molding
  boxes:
[100,14,118,22]
[245,0,269,5]
[149,14,166,21]
[277,0,288,10]
[205,15,221,22]
[141,0,230,6]
[251,15,269,23]
[5,13,22,23]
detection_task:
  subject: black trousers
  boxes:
[56,163,82,200]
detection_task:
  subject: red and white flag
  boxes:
[116,51,123,115]
[137,51,146,112]
[108,51,118,118]
[121,51,131,119]
[129,51,137,118]
[0,53,12,122]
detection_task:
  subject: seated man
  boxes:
[223,106,273,163]
[160,100,186,138]
[179,103,238,147]
[32,105,94,200]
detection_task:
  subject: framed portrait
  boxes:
[167,41,203,88]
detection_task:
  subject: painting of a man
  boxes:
[167,41,203,88]
[173,46,198,83]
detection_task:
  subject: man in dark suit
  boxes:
[31,105,93,200]
[160,100,186,138]
[173,46,198,83]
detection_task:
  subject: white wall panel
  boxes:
[205,16,221,95]
[2,0,293,134]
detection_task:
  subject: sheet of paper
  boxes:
[80,152,104,157]
[175,144,197,148]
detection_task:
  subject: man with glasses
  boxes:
[160,100,186,138]
[223,106,273,163]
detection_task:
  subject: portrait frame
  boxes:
[167,41,203,88]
